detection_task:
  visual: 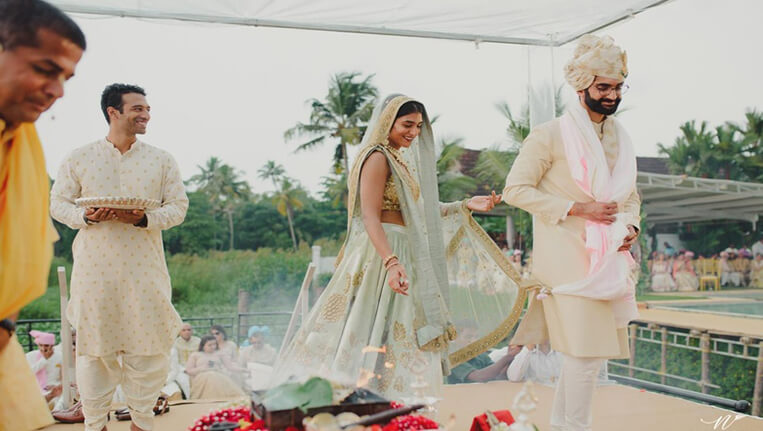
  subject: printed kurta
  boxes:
[50,139,188,356]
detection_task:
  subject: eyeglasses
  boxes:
[590,83,630,96]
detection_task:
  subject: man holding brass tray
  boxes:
[50,83,188,431]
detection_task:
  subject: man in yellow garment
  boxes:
[0,1,85,429]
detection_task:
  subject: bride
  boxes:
[272,94,524,401]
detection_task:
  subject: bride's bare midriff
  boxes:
[380,210,405,226]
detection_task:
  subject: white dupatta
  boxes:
[552,101,639,328]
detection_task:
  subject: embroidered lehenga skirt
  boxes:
[272,223,443,402]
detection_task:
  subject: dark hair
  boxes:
[199,334,217,352]
[210,324,227,340]
[395,101,425,120]
[100,83,146,124]
[0,0,86,51]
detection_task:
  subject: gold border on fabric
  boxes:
[447,207,528,367]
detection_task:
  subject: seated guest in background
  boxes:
[521,251,533,280]
[210,325,238,362]
[507,342,562,386]
[509,250,524,276]
[25,331,63,410]
[174,322,200,365]
[663,242,676,257]
[673,252,699,292]
[752,238,763,258]
[737,249,752,286]
[720,250,742,287]
[750,254,763,288]
[650,253,675,292]
[447,346,519,384]
[186,335,246,399]
[239,325,277,367]
[160,346,190,401]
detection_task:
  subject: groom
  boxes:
[503,34,640,431]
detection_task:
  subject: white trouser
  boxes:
[77,352,169,431]
[550,354,604,431]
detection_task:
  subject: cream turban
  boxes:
[564,34,628,91]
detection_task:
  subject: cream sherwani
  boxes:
[50,139,188,430]
[504,116,640,360]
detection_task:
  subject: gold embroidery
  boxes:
[446,226,466,258]
[352,266,366,289]
[381,176,401,211]
[447,207,527,367]
[319,294,348,323]
[393,376,405,393]
[393,321,406,342]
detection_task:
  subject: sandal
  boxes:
[114,408,131,421]
[153,396,170,416]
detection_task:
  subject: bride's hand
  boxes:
[467,191,502,212]
[387,262,409,296]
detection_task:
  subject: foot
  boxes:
[52,402,85,423]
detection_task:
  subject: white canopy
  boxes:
[51,0,670,47]
[638,173,763,227]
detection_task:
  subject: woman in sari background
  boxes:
[272,95,524,402]
[673,252,699,292]
[650,253,675,292]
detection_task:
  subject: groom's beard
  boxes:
[584,89,621,116]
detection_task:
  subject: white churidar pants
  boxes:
[550,354,605,431]
[76,352,168,431]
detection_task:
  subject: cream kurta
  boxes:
[50,139,188,356]
[504,116,640,359]
[174,336,201,365]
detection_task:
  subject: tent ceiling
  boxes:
[638,173,763,226]
[51,0,671,47]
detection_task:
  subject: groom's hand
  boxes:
[569,201,617,224]
[618,225,639,252]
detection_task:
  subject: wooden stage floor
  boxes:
[44,381,762,430]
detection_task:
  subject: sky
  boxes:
[35,0,763,196]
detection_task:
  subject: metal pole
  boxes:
[660,327,667,385]
[753,341,763,416]
[700,332,711,394]
[629,323,638,378]
[57,267,73,409]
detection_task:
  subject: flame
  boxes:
[355,368,376,388]
[361,345,387,354]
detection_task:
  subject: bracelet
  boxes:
[386,261,401,271]
[382,254,399,268]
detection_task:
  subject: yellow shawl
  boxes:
[0,120,57,319]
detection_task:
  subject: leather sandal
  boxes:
[114,407,131,421]
[153,396,170,416]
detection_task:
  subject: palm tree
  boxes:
[257,160,285,190]
[188,156,250,250]
[436,137,478,201]
[217,165,251,250]
[285,72,378,175]
[320,173,349,208]
[272,178,305,250]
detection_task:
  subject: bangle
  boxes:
[386,261,401,271]
[382,254,399,268]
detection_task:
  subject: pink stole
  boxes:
[553,101,639,328]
